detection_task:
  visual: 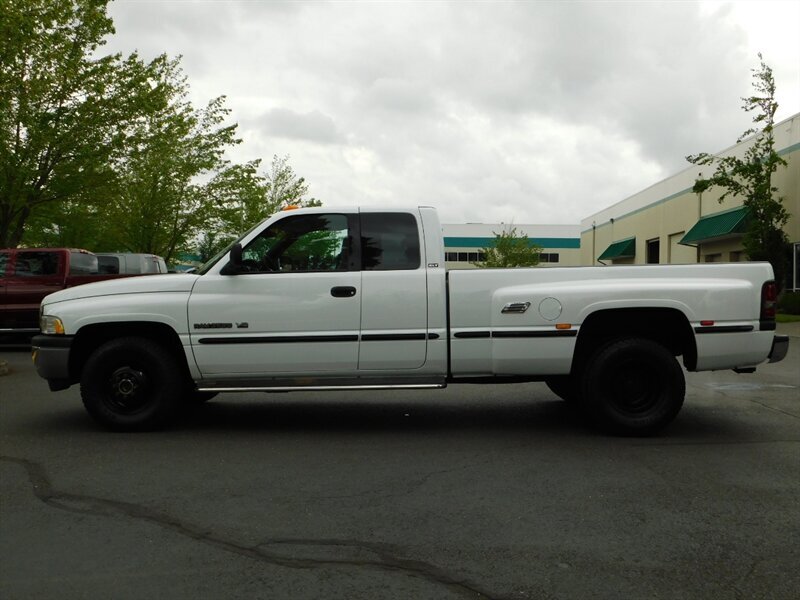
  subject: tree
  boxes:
[99,58,244,262]
[686,54,790,288]
[210,154,322,243]
[264,154,320,210]
[475,227,542,268]
[0,0,168,248]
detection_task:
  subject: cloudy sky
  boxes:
[104,0,800,225]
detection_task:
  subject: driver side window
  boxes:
[242,214,351,273]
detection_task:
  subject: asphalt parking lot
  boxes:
[1,329,798,600]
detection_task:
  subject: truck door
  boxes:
[0,251,10,329]
[188,213,362,376]
[358,211,428,370]
[5,250,63,330]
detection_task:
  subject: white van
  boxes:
[95,253,168,275]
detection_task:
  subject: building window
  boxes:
[539,253,560,263]
[646,238,660,264]
[729,251,744,262]
[446,251,486,263]
[704,253,722,263]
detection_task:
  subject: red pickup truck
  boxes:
[0,248,138,333]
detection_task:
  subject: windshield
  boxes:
[196,220,267,275]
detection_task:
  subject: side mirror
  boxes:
[230,243,243,266]
[221,243,243,275]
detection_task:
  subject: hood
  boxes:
[43,274,199,305]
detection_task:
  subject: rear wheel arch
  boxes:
[572,307,697,374]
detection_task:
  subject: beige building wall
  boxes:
[581,112,800,278]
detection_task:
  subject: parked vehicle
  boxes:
[0,248,138,333]
[31,207,789,434]
[96,253,168,275]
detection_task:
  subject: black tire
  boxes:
[545,376,580,403]
[80,337,185,431]
[581,337,685,436]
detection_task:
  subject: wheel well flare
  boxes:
[68,322,187,383]
[575,308,697,371]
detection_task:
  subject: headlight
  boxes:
[40,315,65,335]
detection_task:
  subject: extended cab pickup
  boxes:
[0,248,138,333]
[32,207,789,435]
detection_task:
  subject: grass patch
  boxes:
[776,313,800,323]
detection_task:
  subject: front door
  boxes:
[189,213,361,376]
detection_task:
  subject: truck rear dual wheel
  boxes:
[80,337,185,431]
[581,337,685,436]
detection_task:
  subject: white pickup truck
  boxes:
[32,206,789,435]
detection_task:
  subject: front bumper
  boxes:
[768,334,789,363]
[31,335,74,391]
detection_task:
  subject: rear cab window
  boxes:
[0,251,9,277]
[69,251,99,275]
[14,251,61,276]
[97,255,120,274]
[360,212,421,271]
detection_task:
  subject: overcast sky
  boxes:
[104,0,800,225]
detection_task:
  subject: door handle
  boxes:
[331,286,357,298]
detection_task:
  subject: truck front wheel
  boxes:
[80,337,184,431]
[581,337,685,436]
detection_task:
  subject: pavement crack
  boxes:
[744,398,800,420]
[1,455,501,600]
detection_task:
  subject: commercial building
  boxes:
[580,112,800,289]
[442,223,581,269]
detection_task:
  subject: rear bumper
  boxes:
[31,335,73,391]
[768,335,789,363]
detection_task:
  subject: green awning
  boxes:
[680,206,749,245]
[598,237,636,261]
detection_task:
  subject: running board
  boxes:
[197,383,446,393]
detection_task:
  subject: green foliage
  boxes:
[686,55,790,289]
[101,58,242,261]
[475,227,542,268]
[0,0,168,248]
[265,154,320,211]
[213,154,321,239]
[196,230,236,263]
[1,1,322,261]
